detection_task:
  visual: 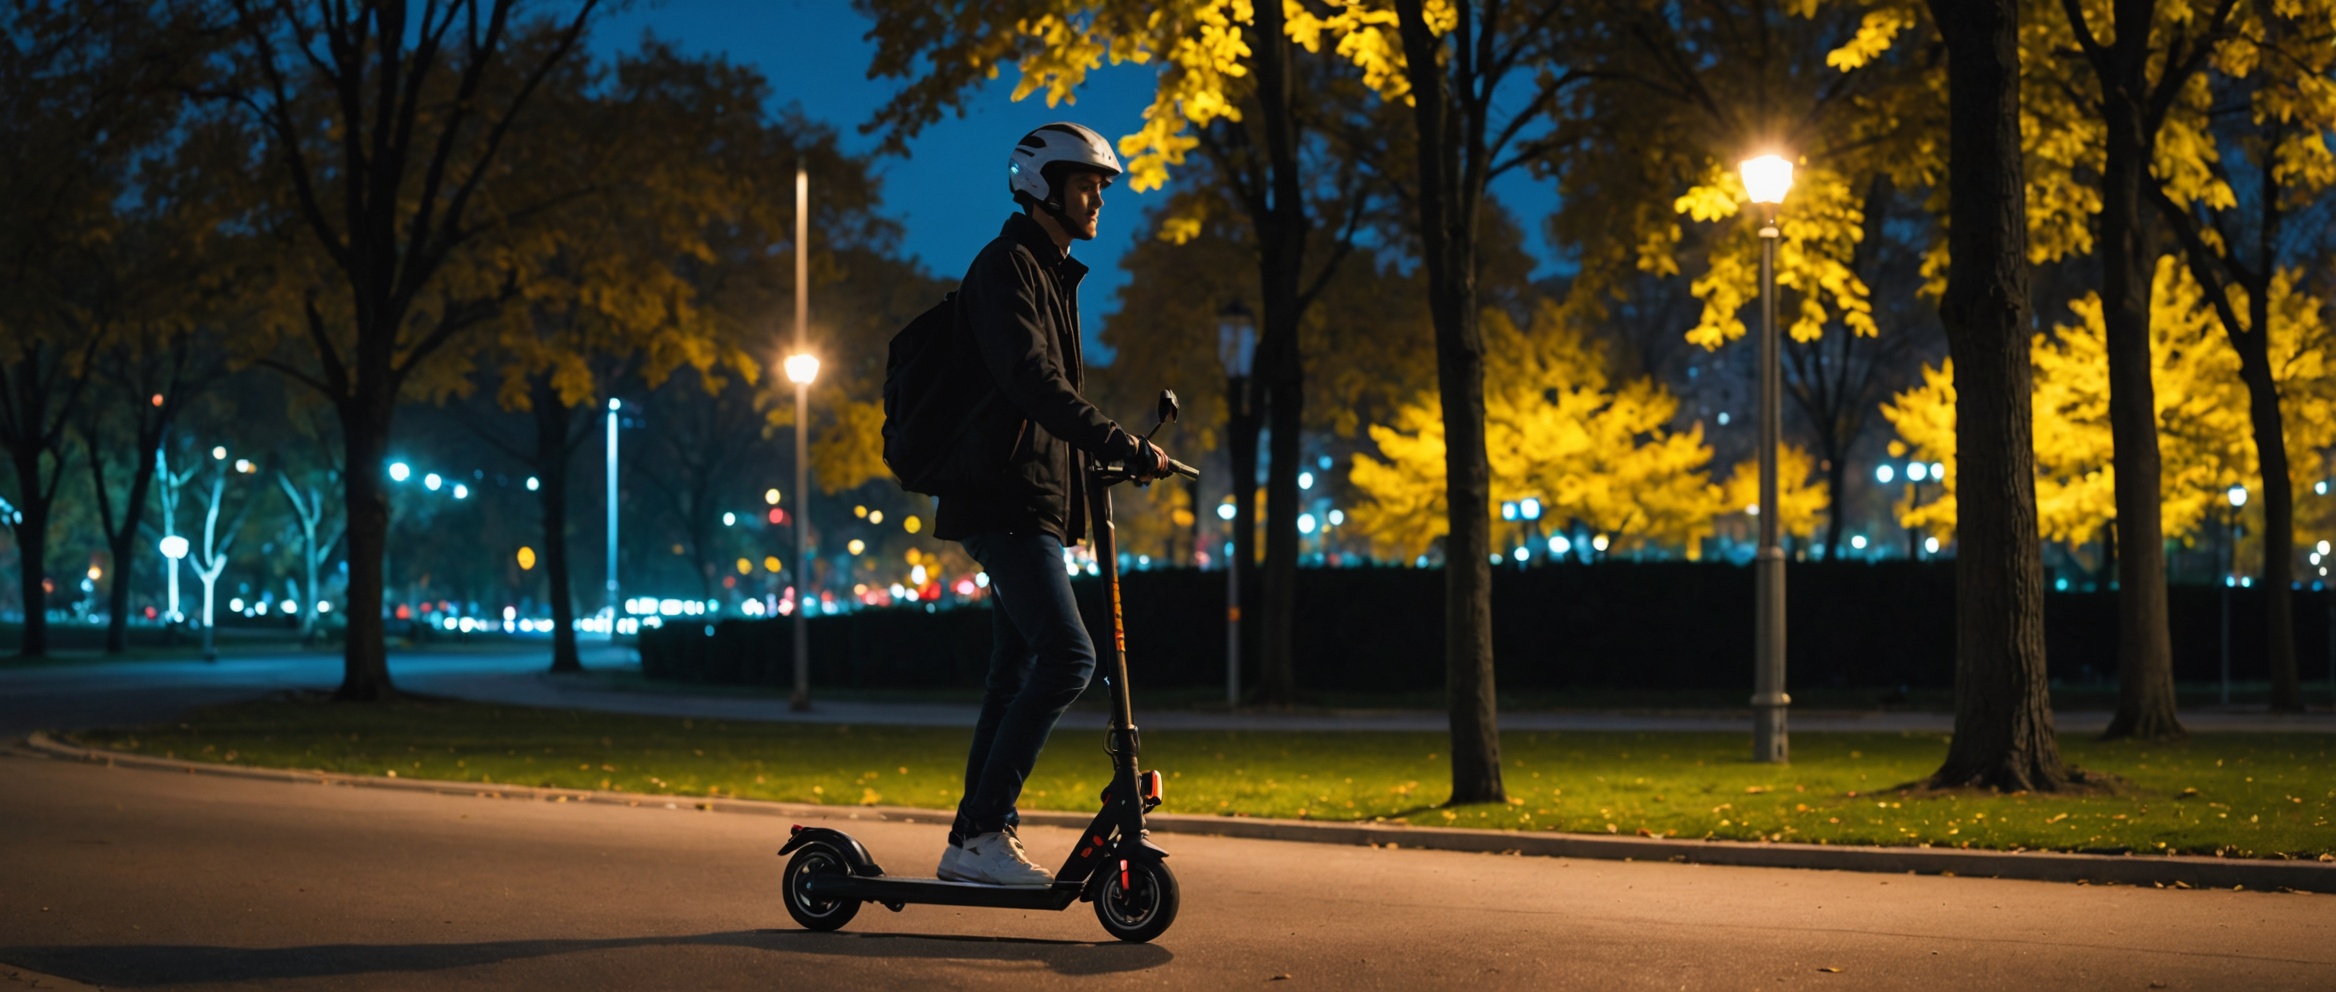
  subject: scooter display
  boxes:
[778,390,1201,944]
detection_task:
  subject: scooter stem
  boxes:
[1085,453,1137,737]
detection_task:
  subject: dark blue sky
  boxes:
[589,1,1561,334]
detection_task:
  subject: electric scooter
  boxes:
[778,390,1200,944]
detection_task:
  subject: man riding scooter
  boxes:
[930,122,1178,886]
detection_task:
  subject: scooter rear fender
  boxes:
[778,825,885,876]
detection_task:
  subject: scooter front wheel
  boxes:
[782,843,861,931]
[1093,858,1178,943]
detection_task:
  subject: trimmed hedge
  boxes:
[638,562,2333,692]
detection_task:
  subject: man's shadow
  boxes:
[3,929,1172,986]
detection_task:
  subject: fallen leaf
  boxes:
[1818,966,1843,973]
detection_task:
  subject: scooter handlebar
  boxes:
[1093,457,1201,483]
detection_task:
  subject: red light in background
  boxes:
[767,508,787,525]
[395,604,412,620]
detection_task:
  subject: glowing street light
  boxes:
[788,163,816,711]
[158,534,189,623]
[389,462,412,482]
[1740,150,1794,764]
[1740,154,1795,205]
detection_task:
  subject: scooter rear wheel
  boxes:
[1093,858,1178,943]
[782,843,861,931]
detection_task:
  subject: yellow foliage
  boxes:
[1881,257,2336,545]
[811,398,894,495]
[880,0,1449,195]
[1348,302,1723,559]
[1717,444,1831,543]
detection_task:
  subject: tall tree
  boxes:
[2147,3,2336,713]
[1387,0,1575,805]
[0,0,194,656]
[217,0,600,698]
[1922,0,2068,790]
[2048,0,2242,740]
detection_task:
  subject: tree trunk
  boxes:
[334,389,396,700]
[2062,0,2185,741]
[535,384,582,674]
[1820,438,1849,559]
[1396,0,1502,807]
[301,516,321,642]
[1924,0,2069,791]
[2096,90,2182,740]
[101,452,157,654]
[11,486,49,658]
[1249,0,1310,709]
[2235,286,2301,712]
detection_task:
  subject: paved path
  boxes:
[3,752,2330,991]
[8,645,2333,737]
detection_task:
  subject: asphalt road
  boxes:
[3,753,2330,991]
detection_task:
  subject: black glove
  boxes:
[1133,439,1173,482]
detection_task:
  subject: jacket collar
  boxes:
[1001,212,1087,279]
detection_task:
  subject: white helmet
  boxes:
[1008,122,1122,210]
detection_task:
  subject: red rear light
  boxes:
[1141,770,1163,801]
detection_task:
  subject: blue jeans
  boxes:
[950,531,1097,843]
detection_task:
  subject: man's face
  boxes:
[1060,171,1108,240]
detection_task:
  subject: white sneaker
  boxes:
[946,830,1052,887]
[937,841,966,879]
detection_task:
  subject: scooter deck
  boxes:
[803,873,1085,911]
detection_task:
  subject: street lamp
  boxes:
[2224,484,2248,706]
[607,397,622,634]
[158,533,189,624]
[1742,152,1793,764]
[1218,300,1257,710]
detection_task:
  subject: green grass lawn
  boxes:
[72,697,2335,860]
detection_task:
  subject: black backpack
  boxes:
[880,292,962,495]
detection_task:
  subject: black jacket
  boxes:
[932,213,1142,543]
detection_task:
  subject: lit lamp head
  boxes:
[1740,154,1794,205]
[784,353,820,386]
[2228,485,2248,508]
[158,535,189,561]
[1740,154,1794,232]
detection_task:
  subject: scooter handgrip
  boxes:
[1168,458,1200,480]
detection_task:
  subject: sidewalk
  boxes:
[413,658,2336,735]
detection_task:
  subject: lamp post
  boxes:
[2224,484,2247,706]
[1218,300,1257,710]
[607,397,621,631]
[787,157,816,712]
[1742,153,1793,764]
[785,352,819,710]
